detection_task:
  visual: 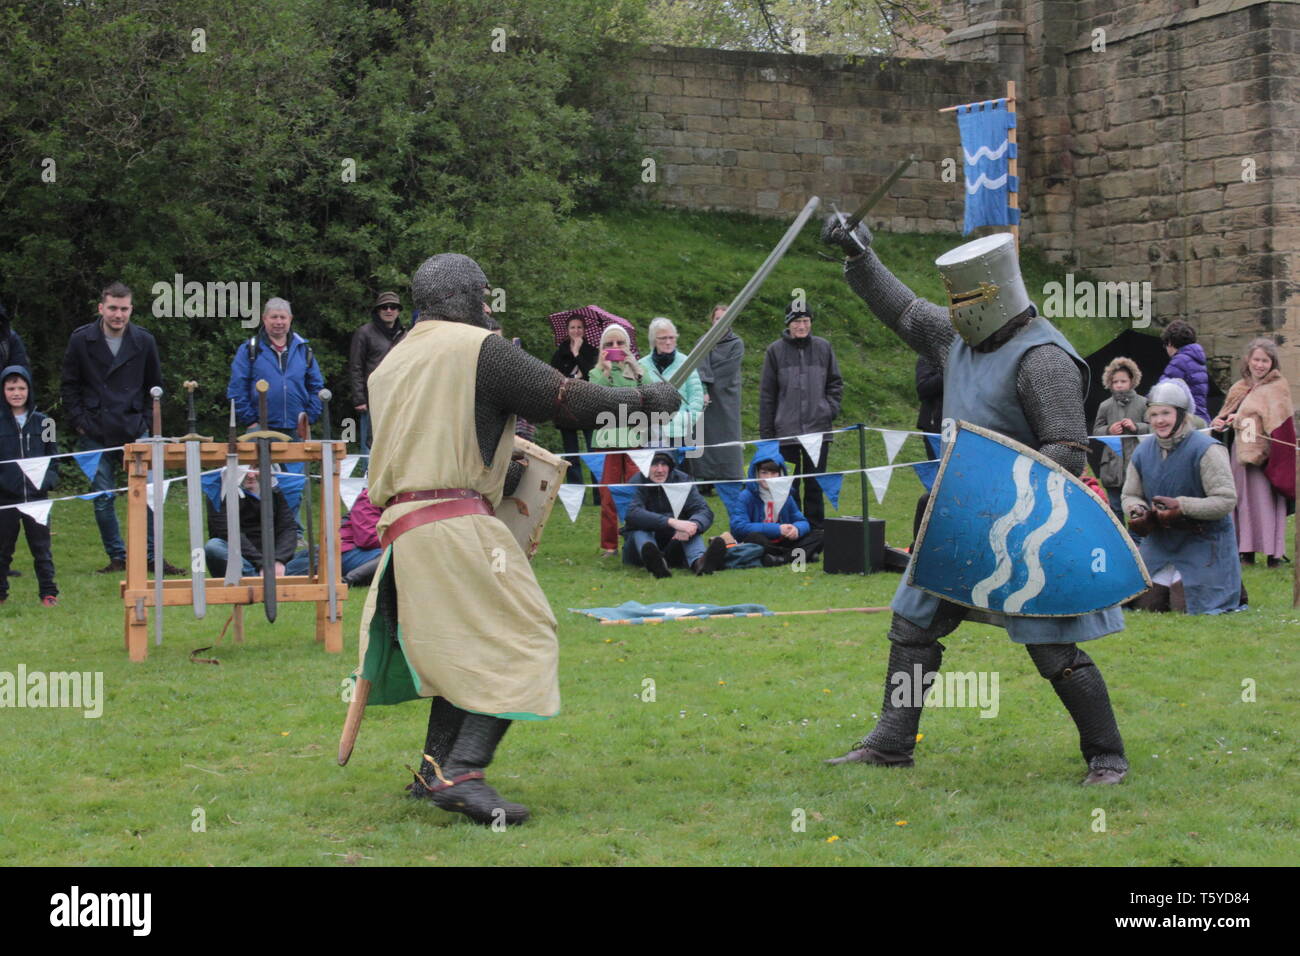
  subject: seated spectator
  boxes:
[1122,381,1243,614]
[285,486,384,585]
[726,457,824,566]
[623,451,725,578]
[204,468,298,579]
[0,365,59,606]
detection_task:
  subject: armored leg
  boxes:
[826,605,964,767]
[406,696,467,800]
[1025,643,1128,784]
[415,711,530,825]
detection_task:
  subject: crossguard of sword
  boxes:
[829,202,868,254]
[179,433,214,442]
[239,429,292,442]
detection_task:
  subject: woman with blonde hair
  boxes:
[1212,338,1296,567]
[589,324,645,555]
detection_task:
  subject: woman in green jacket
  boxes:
[638,317,705,448]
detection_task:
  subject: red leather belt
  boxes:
[380,492,494,549]
[385,488,482,507]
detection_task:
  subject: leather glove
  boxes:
[640,381,683,414]
[1127,505,1155,536]
[820,213,873,257]
[1151,495,1183,528]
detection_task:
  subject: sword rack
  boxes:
[119,440,348,661]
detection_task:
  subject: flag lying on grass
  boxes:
[570,601,773,623]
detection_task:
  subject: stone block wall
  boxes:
[628,46,1004,232]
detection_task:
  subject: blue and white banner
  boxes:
[958,99,1019,234]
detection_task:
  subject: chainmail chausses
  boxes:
[844,249,1088,476]
[473,333,680,467]
[411,253,490,327]
[1025,644,1128,773]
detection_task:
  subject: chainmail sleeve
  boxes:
[474,334,680,466]
[843,250,955,369]
[1016,344,1089,475]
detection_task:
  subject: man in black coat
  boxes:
[0,302,32,374]
[203,467,298,578]
[622,451,726,578]
[60,281,177,574]
[349,291,407,464]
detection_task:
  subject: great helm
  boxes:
[934,232,1033,347]
[1145,379,1193,412]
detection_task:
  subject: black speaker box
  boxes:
[822,517,886,573]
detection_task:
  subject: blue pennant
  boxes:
[580,453,606,484]
[73,450,103,483]
[815,472,842,509]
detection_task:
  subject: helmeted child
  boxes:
[0,365,60,605]
[726,457,824,566]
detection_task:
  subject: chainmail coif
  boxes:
[411,253,490,327]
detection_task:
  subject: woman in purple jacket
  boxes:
[1157,320,1210,422]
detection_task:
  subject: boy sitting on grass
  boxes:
[0,366,60,606]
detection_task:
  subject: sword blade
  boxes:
[152,439,165,645]
[843,155,915,231]
[185,442,207,618]
[321,439,338,622]
[223,453,243,587]
[671,195,821,389]
[258,441,277,623]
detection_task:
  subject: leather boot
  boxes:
[422,714,530,825]
[641,541,671,579]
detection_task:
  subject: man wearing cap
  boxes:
[357,252,681,826]
[821,220,1130,785]
[349,292,407,463]
[622,450,726,578]
[758,307,842,529]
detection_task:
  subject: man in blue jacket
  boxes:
[227,297,324,430]
[623,451,726,578]
[0,365,60,604]
[726,457,825,566]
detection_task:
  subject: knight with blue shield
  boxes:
[821,220,1129,785]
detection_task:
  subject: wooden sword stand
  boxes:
[119,440,348,661]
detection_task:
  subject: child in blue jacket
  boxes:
[0,366,60,605]
[726,457,824,566]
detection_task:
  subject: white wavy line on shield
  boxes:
[1004,472,1068,613]
[971,455,1036,608]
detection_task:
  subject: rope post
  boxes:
[859,423,871,575]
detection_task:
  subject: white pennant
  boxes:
[145,476,174,511]
[557,483,586,523]
[882,430,909,465]
[339,477,366,511]
[796,432,823,468]
[340,456,360,479]
[763,475,794,517]
[627,448,657,477]
[662,482,692,518]
[866,466,893,505]
[16,499,53,526]
[18,456,50,490]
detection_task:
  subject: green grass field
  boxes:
[1,452,1295,866]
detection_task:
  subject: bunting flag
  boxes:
[881,430,909,465]
[762,475,794,518]
[815,472,843,509]
[1094,436,1124,454]
[18,456,50,490]
[957,98,1019,233]
[580,453,606,484]
[662,482,693,518]
[339,477,366,511]
[145,476,173,511]
[610,483,637,523]
[271,471,307,512]
[913,460,940,492]
[750,439,782,471]
[627,448,656,477]
[796,432,823,470]
[16,499,53,526]
[339,456,360,480]
[73,450,103,483]
[558,483,587,522]
[714,481,745,520]
[865,466,893,505]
